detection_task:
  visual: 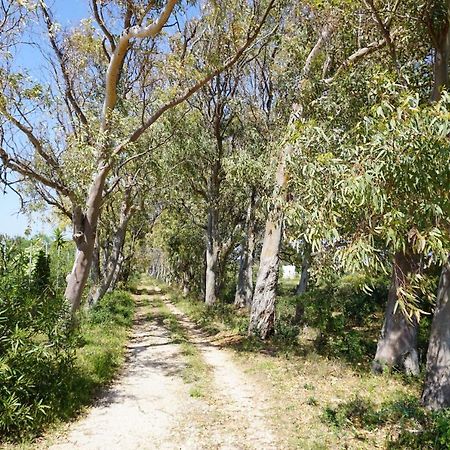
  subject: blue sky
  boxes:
[0,0,89,236]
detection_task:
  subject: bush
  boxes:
[90,290,134,327]
[294,274,388,363]
[0,250,75,440]
[322,394,450,449]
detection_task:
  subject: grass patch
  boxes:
[160,276,424,449]
[148,296,211,398]
[322,394,450,449]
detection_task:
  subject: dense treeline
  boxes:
[0,0,449,444]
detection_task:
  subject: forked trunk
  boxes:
[421,258,450,409]
[65,166,109,314]
[235,192,256,308]
[90,193,133,306]
[372,251,420,375]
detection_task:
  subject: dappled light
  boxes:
[1,0,450,448]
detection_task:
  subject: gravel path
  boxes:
[49,287,277,450]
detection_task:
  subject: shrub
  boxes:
[0,250,75,441]
[90,290,134,327]
[294,274,388,363]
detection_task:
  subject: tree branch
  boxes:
[323,37,388,84]
[40,1,89,127]
[101,0,178,131]
[115,0,277,151]
[91,0,116,53]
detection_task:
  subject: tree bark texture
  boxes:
[421,258,450,409]
[248,143,291,338]
[372,251,420,375]
[205,203,220,305]
[65,166,109,314]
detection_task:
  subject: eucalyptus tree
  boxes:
[89,155,161,305]
[153,75,250,304]
[248,0,392,338]
[229,38,284,308]
[0,0,277,313]
[419,0,450,410]
[285,0,450,375]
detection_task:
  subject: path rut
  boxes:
[49,287,278,450]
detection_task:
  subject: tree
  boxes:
[0,0,277,313]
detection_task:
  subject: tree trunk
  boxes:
[294,246,311,323]
[421,258,450,409]
[234,192,256,308]
[90,195,133,306]
[108,252,124,292]
[65,166,109,314]
[372,251,420,375]
[431,20,450,102]
[248,143,292,338]
[247,26,334,339]
[91,233,101,285]
[205,203,220,305]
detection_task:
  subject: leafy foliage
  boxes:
[0,242,74,440]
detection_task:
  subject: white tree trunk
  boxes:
[248,144,292,338]
[205,203,220,306]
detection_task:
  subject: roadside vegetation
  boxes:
[1,0,450,447]
[170,275,449,449]
[0,235,134,443]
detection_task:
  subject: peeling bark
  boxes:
[248,194,285,338]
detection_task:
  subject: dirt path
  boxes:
[49,287,278,450]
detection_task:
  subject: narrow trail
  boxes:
[49,286,278,450]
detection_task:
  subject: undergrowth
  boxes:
[322,394,450,449]
[0,287,134,444]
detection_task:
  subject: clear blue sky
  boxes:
[0,0,89,236]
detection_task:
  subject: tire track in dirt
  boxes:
[49,286,278,450]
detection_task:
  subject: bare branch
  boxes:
[40,1,89,127]
[91,0,116,53]
[101,0,178,130]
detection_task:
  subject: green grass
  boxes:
[147,296,211,398]
[162,276,427,449]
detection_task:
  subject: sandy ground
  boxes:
[49,287,278,450]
